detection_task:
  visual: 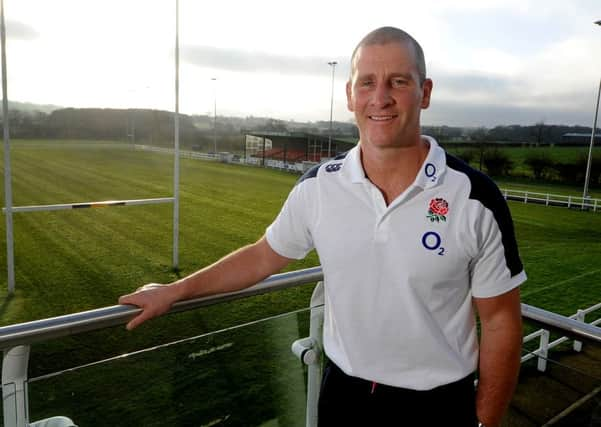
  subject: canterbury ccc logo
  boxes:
[325,163,342,173]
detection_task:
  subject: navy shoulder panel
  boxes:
[446,153,523,277]
[333,151,350,160]
[297,163,322,185]
[296,151,350,185]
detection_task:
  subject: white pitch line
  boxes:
[522,269,601,298]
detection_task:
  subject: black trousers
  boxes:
[317,360,478,427]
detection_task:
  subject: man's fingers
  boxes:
[119,283,171,330]
[126,313,147,331]
[118,294,136,306]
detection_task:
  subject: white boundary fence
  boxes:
[502,188,600,212]
[132,149,601,208]
[134,144,316,173]
[521,302,601,371]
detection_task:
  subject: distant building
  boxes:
[244,131,357,171]
[561,132,601,145]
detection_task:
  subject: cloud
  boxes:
[424,97,594,127]
[425,66,596,126]
[181,45,349,77]
[432,70,513,96]
[6,20,38,40]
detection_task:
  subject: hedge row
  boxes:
[452,148,601,187]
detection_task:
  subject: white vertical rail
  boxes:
[2,346,30,427]
[306,282,324,427]
[537,329,549,371]
[583,76,601,201]
[172,0,180,270]
[573,309,585,352]
[1,0,15,294]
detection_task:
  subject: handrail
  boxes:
[521,303,601,343]
[0,266,324,350]
[0,265,600,350]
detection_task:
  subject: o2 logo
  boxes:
[421,231,445,256]
[425,163,437,182]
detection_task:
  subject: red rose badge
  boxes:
[427,198,449,222]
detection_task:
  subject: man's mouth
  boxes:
[368,115,396,121]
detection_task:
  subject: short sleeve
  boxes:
[470,192,527,298]
[265,181,315,260]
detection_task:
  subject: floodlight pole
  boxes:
[327,61,337,159]
[583,20,601,205]
[173,0,180,269]
[1,0,15,294]
[212,77,217,154]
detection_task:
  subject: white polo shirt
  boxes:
[266,136,526,390]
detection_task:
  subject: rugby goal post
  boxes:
[0,0,182,294]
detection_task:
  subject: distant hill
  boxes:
[7,100,62,114]
[1,107,202,145]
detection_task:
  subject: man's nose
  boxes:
[370,83,393,107]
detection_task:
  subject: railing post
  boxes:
[537,330,549,372]
[546,193,550,206]
[573,309,585,352]
[307,281,324,427]
[2,345,30,427]
[524,192,528,204]
[568,196,572,208]
[292,282,324,427]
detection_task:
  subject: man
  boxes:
[120,27,526,426]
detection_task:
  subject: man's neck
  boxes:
[360,137,430,205]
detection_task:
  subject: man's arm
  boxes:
[118,236,293,330]
[473,287,522,427]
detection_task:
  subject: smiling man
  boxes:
[120,27,526,427]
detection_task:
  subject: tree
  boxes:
[524,152,554,180]
[483,148,513,177]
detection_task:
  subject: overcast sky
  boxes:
[2,0,601,127]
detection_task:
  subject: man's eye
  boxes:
[392,79,408,87]
[360,80,374,87]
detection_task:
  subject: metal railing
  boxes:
[0,266,323,350]
[0,267,323,427]
[521,302,601,371]
[1,266,601,427]
[501,188,601,211]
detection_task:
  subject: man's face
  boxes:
[346,42,432,149]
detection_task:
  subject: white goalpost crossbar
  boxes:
[0,0,181,294]
[2,197,175,213]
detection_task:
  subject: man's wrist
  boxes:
[171,278,192,301]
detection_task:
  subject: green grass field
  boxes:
[0,139,600,425]
[1,139,599,336]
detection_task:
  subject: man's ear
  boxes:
[346,80,354,112]
[421,78,433,109]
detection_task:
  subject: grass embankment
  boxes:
[0,140,599,426]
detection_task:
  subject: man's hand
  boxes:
[118,236,293,331]
[119,283,180,330]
